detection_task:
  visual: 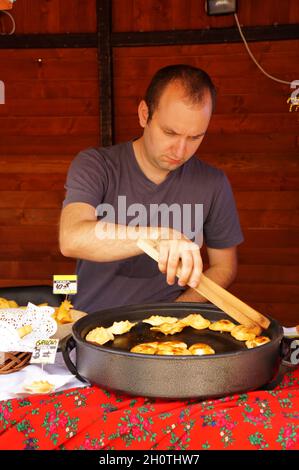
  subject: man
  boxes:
[60,64,243,313]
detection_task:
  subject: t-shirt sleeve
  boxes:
[63,148,107,209]
[203,171,244,249]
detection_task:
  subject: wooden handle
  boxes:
[199,274,270,329]
[137,238,269,331]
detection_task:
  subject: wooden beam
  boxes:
[112,24,299,47]
[0,33,97,48]
[96,0,113,146]
[0,24,298,50]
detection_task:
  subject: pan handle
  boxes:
[261,337,299,391]
[60,334,88,383]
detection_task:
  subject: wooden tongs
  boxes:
[137,238,270,333]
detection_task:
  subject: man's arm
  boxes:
[60,202,202,288]
[175,245,238,302]
[59,202,146,262]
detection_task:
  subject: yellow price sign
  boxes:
[53,275,77,295]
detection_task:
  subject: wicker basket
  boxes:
[0,351,31,374]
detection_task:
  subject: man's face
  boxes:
[140,82,213,175]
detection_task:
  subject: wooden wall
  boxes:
[0,1,299,324]
[0,0,99,285]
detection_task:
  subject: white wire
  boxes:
[234,13,292,86]
[0,10,16,35]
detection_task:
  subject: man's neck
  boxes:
[132,138,168,185]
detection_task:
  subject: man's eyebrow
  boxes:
[162,126,205,138]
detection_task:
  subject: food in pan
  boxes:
[156,341,189,355]
[108,320,137,335]
[245,336,271,349]
[209,319,236,332]
[188,343,216,355]
[157,340,188,350]
[150,321,186,335]
[17,324,33,338]
[85,326,114,346]
[130,342,158,354]
[143,315,178,326]
[156,347,192,355]
[230,325,257,341]
[130,341,191,355]
[180,313,211,330]
[24,380,54,394]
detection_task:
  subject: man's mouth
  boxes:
[166,157,182,165]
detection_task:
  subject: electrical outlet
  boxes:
[206,0,237,16]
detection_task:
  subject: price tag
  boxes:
[53,275,77,295]
[30,339,59,364]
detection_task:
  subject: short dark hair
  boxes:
[144,64,216,120]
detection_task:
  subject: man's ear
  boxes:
[138,100,149,128]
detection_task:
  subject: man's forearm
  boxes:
[175,264,237,303]
[60,220,162,262]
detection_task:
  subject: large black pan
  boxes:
[61,302,296,399]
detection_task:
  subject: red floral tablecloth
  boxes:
[1,369,299,450]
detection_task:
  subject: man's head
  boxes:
[144,64,216,122]
[137,64,216,178]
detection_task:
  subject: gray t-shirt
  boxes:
[63,141,243,313]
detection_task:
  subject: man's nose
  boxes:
[173,139,187,159]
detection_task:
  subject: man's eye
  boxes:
[164,130,175,136]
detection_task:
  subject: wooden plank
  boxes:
[239,210,299,229]
[235,192,299,210]
[0,209,61,225]
[7,80,98,99]
[0,117,99,136]
[0,136,99,155]
[0,279,53,287]
[112,1,299,31]
[227,171,299,191]
[0,191,64,208]
[0,99,98,117]
[237,265,299,284]
[0,261,75,279]
[113,55,299,79]
[241,229,299,248]
[1,0,96,33]
[0,156,73,174]
[0,173,67,190]
[231,283,299,303]
[238,247,299,266]
[0,226,59,244]
[248,303,299,326]
[0,244,62,261]
[0,48,98,59]
[198,153,299,172]
[0,57,98,80]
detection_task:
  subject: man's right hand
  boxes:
[157,236,202,288]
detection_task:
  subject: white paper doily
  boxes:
[0,302,57,352]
